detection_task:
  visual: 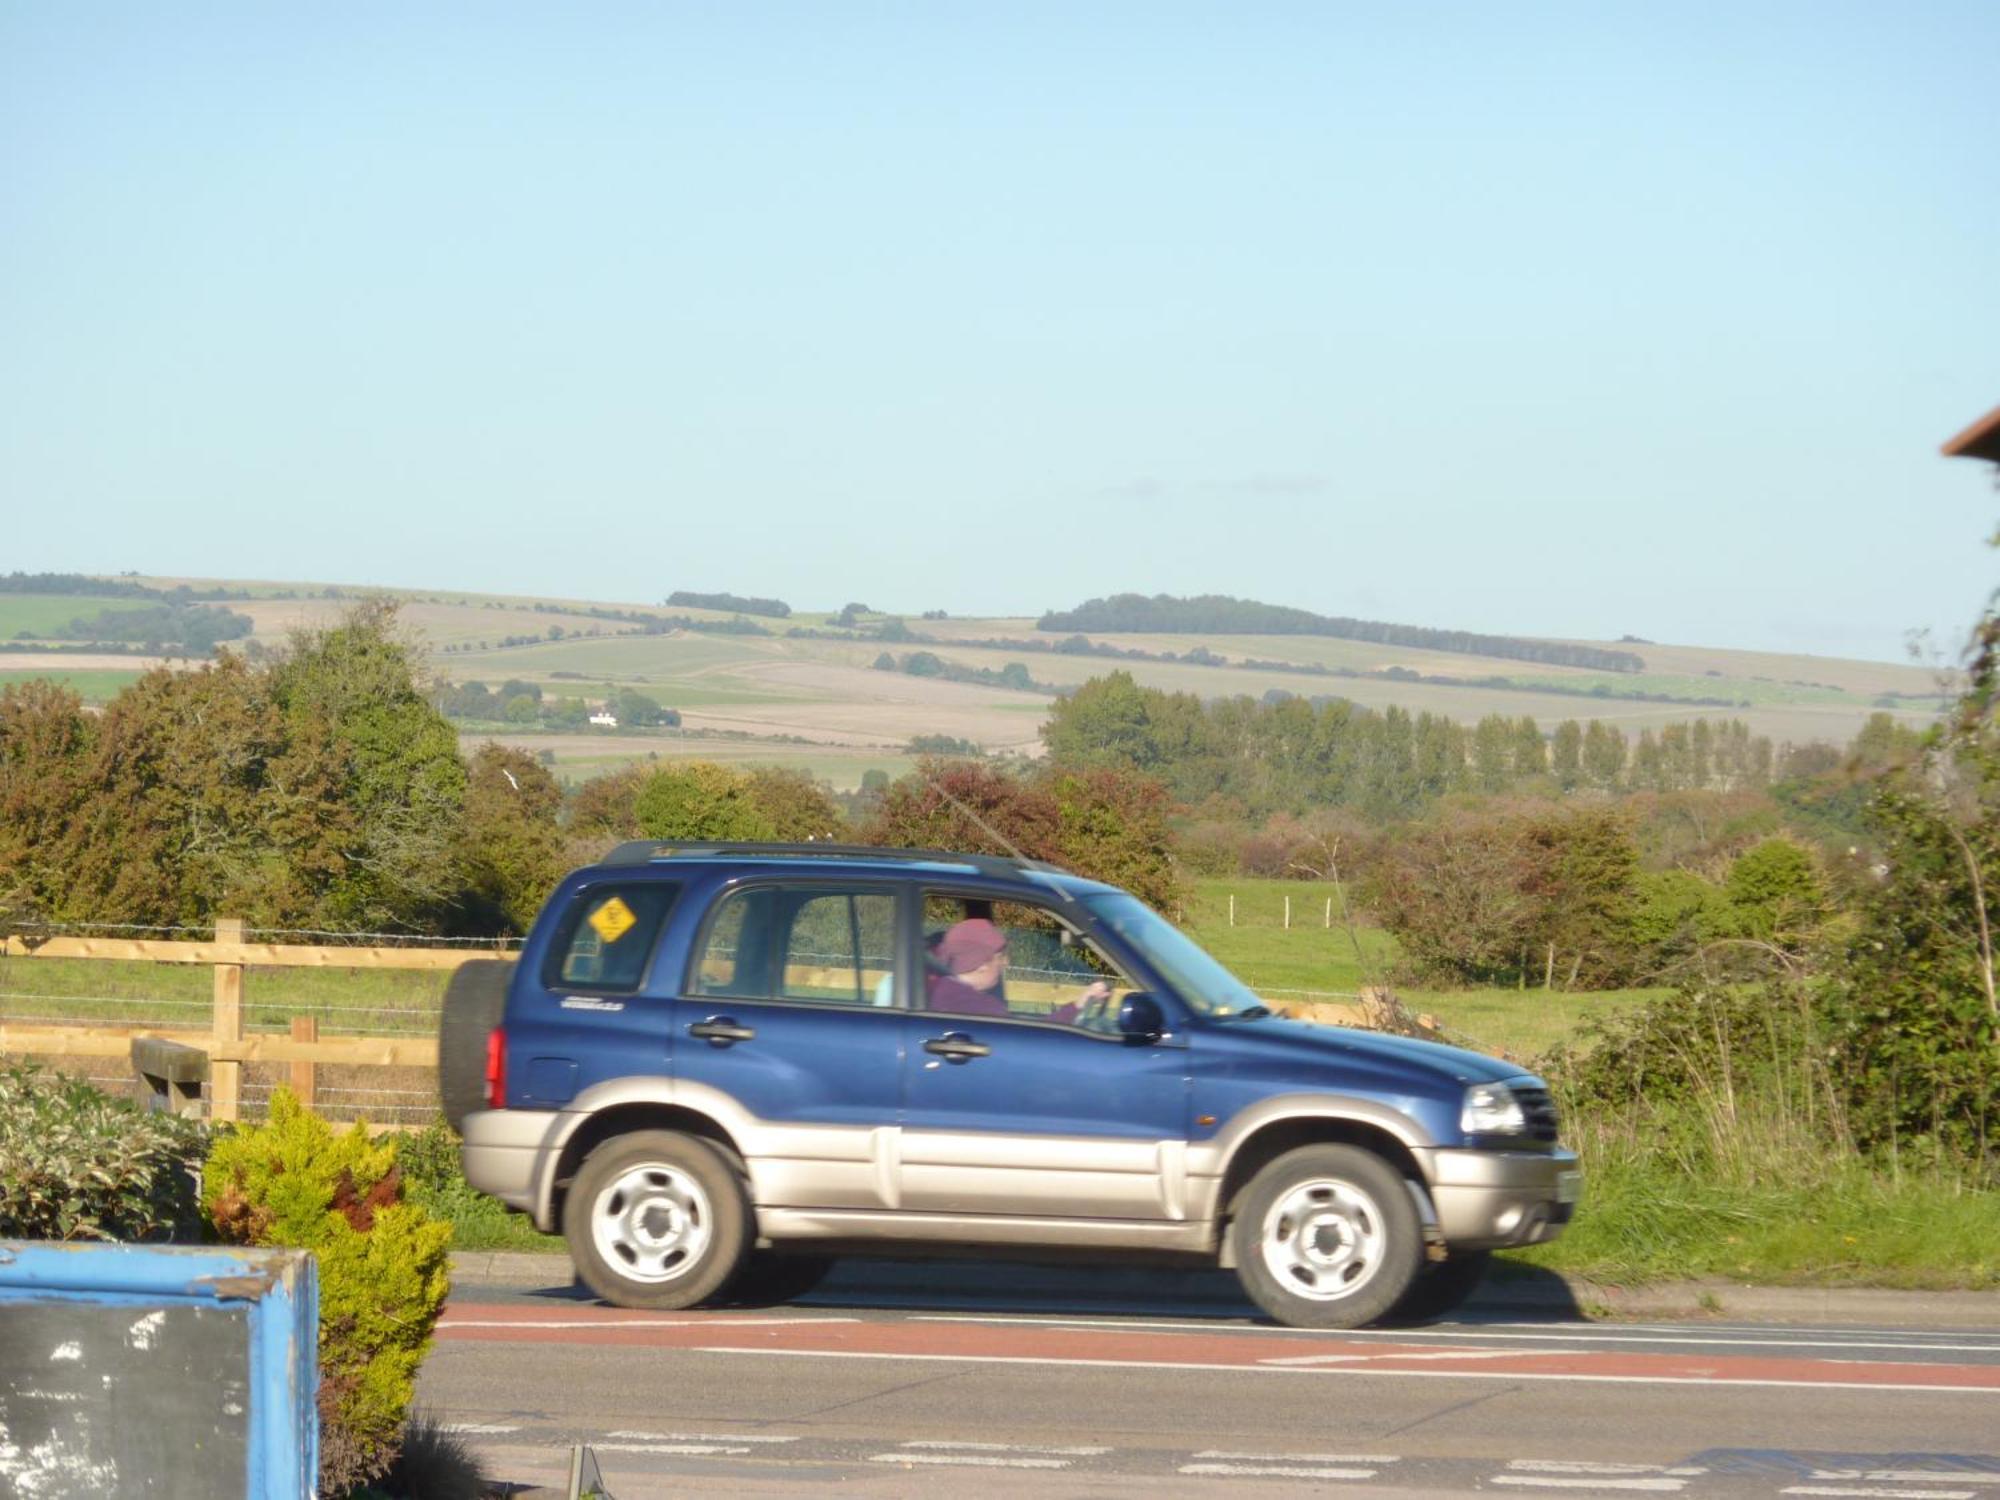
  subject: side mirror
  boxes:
[1117,993,1165,1042]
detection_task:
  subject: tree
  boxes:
[1723,838,1827,947]
[1042,671,1158,770]
[1551,720,1584,790]
[457,744,566,933]
[634,762,777,841]
[0,681,93,919]
[267,601,468,929]
[744,766,844,841]
[1819,504,1998,1158]
[859,757,1186,911]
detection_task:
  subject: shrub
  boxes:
[0,1062,205,1242]
[203,1091,452,1496]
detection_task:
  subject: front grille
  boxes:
[1514,1084,1560,1143]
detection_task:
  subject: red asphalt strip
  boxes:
[434,1307,2000,1391]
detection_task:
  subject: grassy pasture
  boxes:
[0,595,157,639]
[0,668,145,703]
[473,731,915,790]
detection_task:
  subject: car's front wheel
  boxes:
[563,1131,748,1309]
[1230,1144,1423,1328]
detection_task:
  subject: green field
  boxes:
[0,595,156,639]
[1180,878,1663,1060]
[0,668,145,703]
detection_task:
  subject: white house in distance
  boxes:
[589,709,618,729]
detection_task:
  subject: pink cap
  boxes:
[936,918,1006,974]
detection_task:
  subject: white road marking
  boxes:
[693,1343,2000,1393]
[1492,1478,1689,1492]
[444,1316,857,1330]
[901,1440,1109,1455]
[593,1442,754,1456]
[910,1312,2000,1354]
[1810,1475,2000,1487]
[1194,1450,1400,1463]
[1510,1461,1706,1476]
[440,1422,520,1434]
[605,1431,797,1444]
[870,1453,1070,1469]
[1267,1348,1591,1365]
[1180,1463,1377,1479]
[1783,1489,1977,1499]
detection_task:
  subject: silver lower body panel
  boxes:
[758,1207,1216,1254]
[460,1107,563,1220]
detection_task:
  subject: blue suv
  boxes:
[445,842,1578,1328]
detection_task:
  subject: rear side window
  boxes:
[694,885,898,1006]
[541,883,680,993]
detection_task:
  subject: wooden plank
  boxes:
[0,1025,438,1068]
[0,936,515,970]
[211,919,245,1124]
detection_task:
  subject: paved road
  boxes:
[418,1261,2000,1498]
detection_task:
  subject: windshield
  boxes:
[1079,892,1265,1018]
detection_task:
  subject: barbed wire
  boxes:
[4,920,519,948]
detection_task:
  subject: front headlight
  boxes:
[1461,1082,1526,1136]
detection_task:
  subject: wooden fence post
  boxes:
[290,1015,318,1111]
[211,917,245,1123]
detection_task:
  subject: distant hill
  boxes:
[0,573,1949,790]
[1039,594,1646,673]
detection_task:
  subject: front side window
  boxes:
[543,883,680,993]
[1078,891,1261,1017]
[921,893,1133,1031]
[693,885,898,1006]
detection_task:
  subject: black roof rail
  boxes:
[599,840,1068,879]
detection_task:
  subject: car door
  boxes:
[899,892,1193,1221]
[673,880,907,1211]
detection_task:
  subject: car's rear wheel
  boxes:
[563,1131,748,1309]
[1230,1144,1422,1328]
[723,1252,835,1307]
[1384,1249,1492,1324]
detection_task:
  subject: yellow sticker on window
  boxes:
[587,895,638,946]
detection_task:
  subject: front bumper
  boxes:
[1422,1147,1581,1249]
[460,1108,563,1227]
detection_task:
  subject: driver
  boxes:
[927,917,1113,1024]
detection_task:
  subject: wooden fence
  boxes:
[0,920,515,1123]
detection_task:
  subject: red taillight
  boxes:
[484,1027,507,1110]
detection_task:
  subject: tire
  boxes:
[1384,1249,1492,1325]
[1229,1144,1423,1329]
[722,1252,834,1307]
[438,959,513,1131]
[562,1131,750,1309]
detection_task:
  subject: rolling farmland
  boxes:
[2,578,1953,786]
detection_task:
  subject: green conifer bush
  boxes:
[202,1090,452,1496]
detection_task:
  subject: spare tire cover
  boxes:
[438,958,515,1132]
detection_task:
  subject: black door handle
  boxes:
[689,1017,756,1046]
[923,1033,991,1062]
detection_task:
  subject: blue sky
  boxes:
[3,3,1995,663]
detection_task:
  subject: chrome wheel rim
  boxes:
[590,1163,712,1284]
[1259,1177,1386,1302]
